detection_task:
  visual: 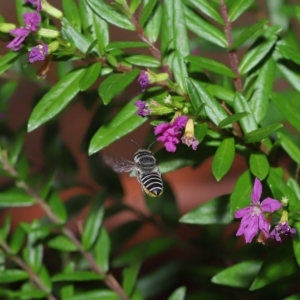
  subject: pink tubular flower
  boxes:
[234,178,282,243]
[29,42,48,63]
[134,100,151,117]
[7,12,41,51]
[181,119,199,150]
[154,116,188,152]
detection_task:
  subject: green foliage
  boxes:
[1,0,300,299]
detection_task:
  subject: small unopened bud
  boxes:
[37,28,60,38]
[0,23,16,33]
[41,0,63,19]
[281,196,289,207]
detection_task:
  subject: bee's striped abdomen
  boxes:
[140,172,163,197]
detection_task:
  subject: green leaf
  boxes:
[82,190,106,250]
[161,0,189,57]
[63,290,119,300]
[86,0,134,30]
[244,123,283,143]
[218,112,249,128]
[52,271,104,282]
[185,78,228,125]
[288,178,300,200]
[267,168,300,212]
[230,170,252,218]
[98,69,140,105]
[278,132,300,165]
[250,245,297,290]
[125,55,160,67]
[169,51,188,93]
[122,260,141,297]
[186,55,235,77]
[0,215,10,242]
[185,0,224,25]
[180,195,231,224]
[293,222,300,267]
[167,287,186,300]
[94,227,111,273]
[79,63,102,91]
[205,84,235,105]
[0,51,21,75]
[9,226,26,254]
[184,6,227,48]
[62,0,81,31]
[130,0,141,13]
[0,270,28,283]
[106,41,149,51]
[272,93,300,133]
[89,98,147,154]
[0,188,35,207]
[276,44,300,66]
[194,123,208,144]
[38,266,52,292]
[239,37,277,74]
[231,19,268,50]
[212,138,235,181]
[233,92,258,134]
[228,0,254,22]
[249,153,270,180]
[143,0,162,42]
[212,261,262,288]
[61,19,94,55]
[47,235,77,251]
[27,68,85,132]
[140,0,157,26]
[48,193,67,224]
[249,57,276,123]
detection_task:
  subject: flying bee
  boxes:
[104,140,163,197]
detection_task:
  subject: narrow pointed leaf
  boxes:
[28,68,85,132]
[106,41,149,51]
[185,0,224,25]
[186,55,235,77]
[218,112,249,128]
[228,0,254,22]
[140,0,157,26]
[89,98,147,154]
[122,261,141,296]
[184,7,227,48]
[233,92,257,134]
[62,0,81,31]
[79,63,102,91]
[244,123,283,143]
[63,290,118,300]
[167,286,186,300]
[170,51,188,93]
[185,78,228,125]
[278,132,300,165]
[180,195,231,224]
[48,193,67,224]
[292,222,300,267]
[52,272,104,282]
[230,170,252,218]
[231,19,268,49]
[276,44,300,66]
[212,261,262,288]
[0,51,21,75]
[249,153,269,180]
[249,57,275,123]
[272,93,300,133]
[212,138,235,181]
[239,37,277,74]
[82,190,106,250]
[98,68,140,105]
[0,270,28,283]
[143,0,162,42]
[161,0,189,57]
[125,55,160,67]
[86,0,134,30]
[0,188,35,207]
[47,235,77,252]
[94,227,111,273]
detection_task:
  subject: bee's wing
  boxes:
[103,155,136,173]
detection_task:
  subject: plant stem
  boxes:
[220,0,243,93]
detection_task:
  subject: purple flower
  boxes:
[154,116,188,152]
[138,70,149,92]
[7,12,41,51]
[234,178,282,243]
[134,100,151,117]
[24,0,42,11]
[29,42,48,63]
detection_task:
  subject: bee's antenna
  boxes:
[148,140,156,150]
[130,139,141,149]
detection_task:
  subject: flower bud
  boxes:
[0,23,16,33]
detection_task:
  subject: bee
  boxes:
[104,140,163,197]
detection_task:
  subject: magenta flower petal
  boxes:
[173,115,188,128]
[251,177,262,203]
[234,206,252,219]
[29,43,48,63]
[260,197,282,213]
[134,100,151,117]
[244,217,259,243]
[7,28,30,51]
[23,12,41,31]
[138,70,149,92]
[258,214,270,235]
